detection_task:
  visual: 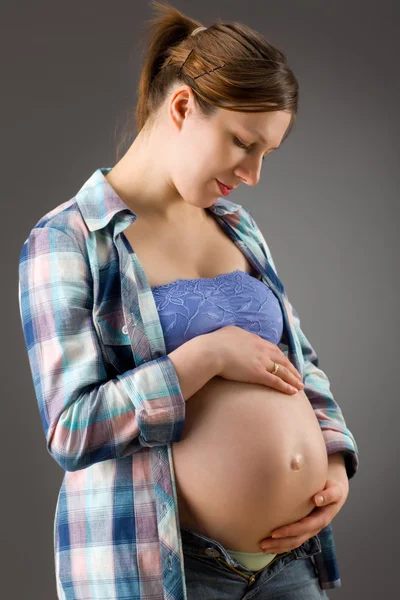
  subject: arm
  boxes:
[317,452,349,505]
[168,336,222,401]
[245,209,359,481]
[327,451,348,486]
[18,226,219,472]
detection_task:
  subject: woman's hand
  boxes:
[259,452,349,553]
[212,326,304,395]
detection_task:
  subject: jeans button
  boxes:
[205,547,220,557]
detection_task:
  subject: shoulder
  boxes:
[237,206,280,276]
[236,205,266,246]
[21,196,89,259]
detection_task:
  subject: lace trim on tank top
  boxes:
[149,269,283,353]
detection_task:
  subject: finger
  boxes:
[263,370,300,395]
[272,349,303,382]
[267,345,299,381]
[273,363,304,391]
[314,483,342,506]
[271,513,326,539]
[275,363,304,390]
[265,359,304,392]
[269,358,303,382]
[261,532,320,553]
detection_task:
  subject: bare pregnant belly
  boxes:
[171,376,328,552]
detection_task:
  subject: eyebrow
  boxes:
[245,128,279,150]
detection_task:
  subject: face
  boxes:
[106,84,293,223]
[167,84,292,208]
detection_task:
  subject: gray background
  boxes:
[3,0,398,597]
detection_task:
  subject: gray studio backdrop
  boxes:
[3,1,399,598]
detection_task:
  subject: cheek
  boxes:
[200,138,226,175]
[171,149,203,193]
[185,141,215,176]
[173,131,225,186]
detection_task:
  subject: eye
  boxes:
[234,136,250,150]
[234,136,266,161]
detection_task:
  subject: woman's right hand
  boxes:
[212,325,304,395]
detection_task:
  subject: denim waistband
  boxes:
[180,526,322,574]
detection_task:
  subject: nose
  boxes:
[236,158,264,187]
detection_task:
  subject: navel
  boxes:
[290,453,304,471]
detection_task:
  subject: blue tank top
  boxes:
[150,269,283,354]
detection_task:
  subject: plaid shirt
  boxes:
[18,167,359,599]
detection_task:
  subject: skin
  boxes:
[106,83,350,553]
[262,452,349,553]
[105,83,291,226]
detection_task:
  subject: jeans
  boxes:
[181,527,330,599]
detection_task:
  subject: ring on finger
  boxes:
[270,361,280,375]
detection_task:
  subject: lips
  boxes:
[217,179,233,190]
[216,179,234,196]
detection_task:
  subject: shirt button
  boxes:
[122,325,128,334]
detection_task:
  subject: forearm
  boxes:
[327,452,349,491]
[328,451,346,468]
[168,333,222,401]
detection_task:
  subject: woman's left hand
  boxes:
[259,454,349,553]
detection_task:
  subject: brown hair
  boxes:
[114,0,299,162]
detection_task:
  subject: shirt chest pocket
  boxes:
[95,310,135,375]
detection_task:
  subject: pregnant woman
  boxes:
[123,191,331,563]
[18,2,359,599]
[104,4,357,596]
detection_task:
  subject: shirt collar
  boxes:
[75,167,242,233]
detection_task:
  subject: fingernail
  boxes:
[316,495,324,505]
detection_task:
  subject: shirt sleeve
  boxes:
[245,209,359,480]
[18,226,185,472]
